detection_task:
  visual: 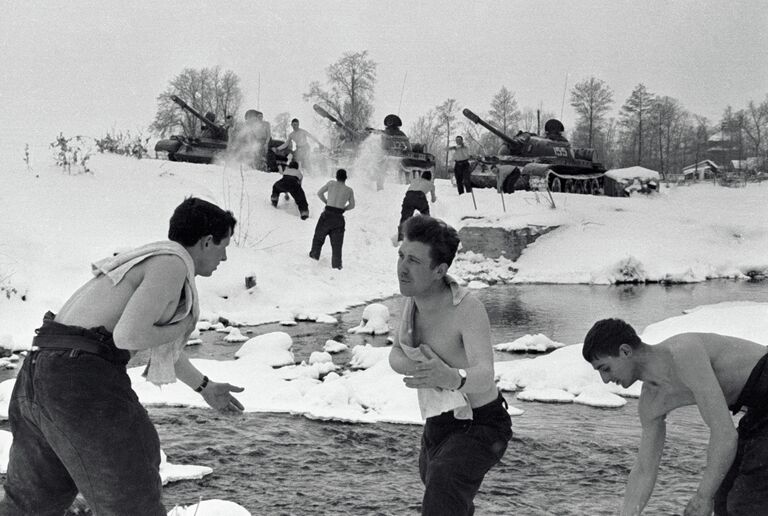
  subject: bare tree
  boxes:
[488,87,521,146]
[151,67,243,137]
[408,109,442,156]
[273,112,292,140]
[619,83,655,166]
[569,77,613,148]
[518,107,557,135]
[435,99,459,168]
[743,96,768,159]
[649,96,685,179]
[304,51,377,132]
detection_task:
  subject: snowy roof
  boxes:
[605,166,660,181]
[731,158,761,170]
[682,160,719,174]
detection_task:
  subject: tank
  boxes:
[155,95,287,171]
[313,105,436,182]
[462,108,606,194]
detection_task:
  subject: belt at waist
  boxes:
[454,159,469,163]
[33,312,130,365]
[324,206,345,215]
[427,391,508,423]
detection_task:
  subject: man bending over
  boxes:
[583,318,768,515]
[1,197,245,515]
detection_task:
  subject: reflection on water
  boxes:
[3,281,766,514]
[481,279,768,346]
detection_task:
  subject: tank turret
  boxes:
[462,108,606,194]
[313,105,435,184]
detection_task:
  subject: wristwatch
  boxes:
[456,368,467,390]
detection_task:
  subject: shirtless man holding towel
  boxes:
[1,197,244,516]
[388,214,512,516]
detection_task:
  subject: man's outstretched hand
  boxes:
[201,381,245,413]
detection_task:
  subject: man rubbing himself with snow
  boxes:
[389,215,512,516]
[1,197,245,515]
[583,318,768,516]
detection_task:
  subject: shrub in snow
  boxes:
[94,130,150,159]
[613,256,647,283]
[347,303,390,335]
[23,143,32,173]
[50,133,93,174]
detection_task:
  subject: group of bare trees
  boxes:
[150,55,768,182]
[151,66,243,138]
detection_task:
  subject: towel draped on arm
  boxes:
[398,275,472,420]
[91,240,198,385]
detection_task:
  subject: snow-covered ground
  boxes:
[1,151,767,514]
[2,151,766,350]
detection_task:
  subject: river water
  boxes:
[4,280,768,515]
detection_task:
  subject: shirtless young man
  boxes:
[243,109,271,169]
[448,135,472,195]
[397,170,437,242]
[583,318,768,516]
[389,215,512,516]
[276,118,321,172]
[308,168,355,270]
[1,197,245,516]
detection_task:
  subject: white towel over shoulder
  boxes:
[92,240,198,385]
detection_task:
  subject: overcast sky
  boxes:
[1,0,766,156]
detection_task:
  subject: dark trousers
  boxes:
[715,353,768,515]
[0,316,165,516]
[454,160,472,195]
[398,190,430,241]
[309,206,345,269]
[271,175,308,214]
[419,393,512,516]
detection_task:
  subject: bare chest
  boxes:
[642,384,696,418]
[413,311,465,366]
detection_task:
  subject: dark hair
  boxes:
[336,168,347,182]
[288,161,299,169]
[245,109,259,119]
[402,215,460,268]
[421,171,432,181]
[168,197,237,247]
[291,118,299,124]
[582,318,642,362]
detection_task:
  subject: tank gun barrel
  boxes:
[170,95,225,133]
[462,108,523,152]
[313,104,358,136]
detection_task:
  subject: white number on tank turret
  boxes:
[553,146,568,157]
